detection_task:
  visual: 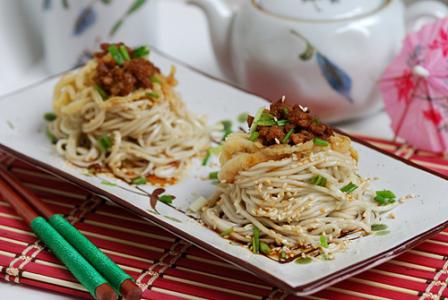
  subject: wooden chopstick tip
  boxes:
[120,279,142,300]
[95,283,118,300]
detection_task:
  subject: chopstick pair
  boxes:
[0,166,142,300]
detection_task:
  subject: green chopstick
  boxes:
[0,177,116,300]
[48,214,135,294]
[0,167,142,300]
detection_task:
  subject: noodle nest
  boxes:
[200,133,392,261]
[48,59,211,182]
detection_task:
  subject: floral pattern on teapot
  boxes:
[41,0,156,73]
[291,29,353,103]
[191,0,448,122]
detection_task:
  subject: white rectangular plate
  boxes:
[1,49,448,295]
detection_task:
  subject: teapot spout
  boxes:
[189,0,234,79]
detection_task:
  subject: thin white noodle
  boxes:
[49,59,211,181]
[201,146,392,259]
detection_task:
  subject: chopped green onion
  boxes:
[249,131,259,142]
[108,45,124,65]
[132,177,147,185]
[46,128,58,144]
[252,227,260,254]
[309,175,327,187]
[281,107,289,117]
[295,257,312,264]
[221,120,232,131]
[340,182,358,194]
[146,92,159,99]
[222,130,232,140]
[259,242,271,255]
[94,84,108,100]
[208,171,219,180]
[246,105,289,131]
[99,135,112,152]
[256,119,276,126]
[376,190,396,199]
[312,118,320,124]
[159,195,175,205]
[133,45,150,58]
[101,180,116,186]
[276,119,289,126]
[374,190,396,205]
[44,112,57,122]
[202,150,211,166]
[150,75,161,84]
[249,107,265,134]
[320,235,329,248]
[313,137,329,147]
[371,224,388,231]
[237,112,248,123]
[221,120,233,140]
[220,227,234,237]
[282,128,294,144]
[375,195,394,205]
[259,111,275,121]
[280,249,287,260]
[202,147,221,166]
[119,45,130,61]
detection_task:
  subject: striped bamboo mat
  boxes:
[0,136,448,300]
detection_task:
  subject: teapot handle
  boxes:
[406,0,448,32]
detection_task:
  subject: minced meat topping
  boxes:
[247,97,333,146]
[94,43,160,96]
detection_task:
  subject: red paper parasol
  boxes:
[380,18,448,153]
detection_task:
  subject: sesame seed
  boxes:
[388,212,396,219]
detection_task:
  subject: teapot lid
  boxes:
[254,0,387,21]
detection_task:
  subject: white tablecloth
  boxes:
[0,1,393,298]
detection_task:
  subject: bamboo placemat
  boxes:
[0,136,447,300]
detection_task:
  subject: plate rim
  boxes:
[1,47,448,295]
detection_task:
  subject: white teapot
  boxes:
[190,0,447,122]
